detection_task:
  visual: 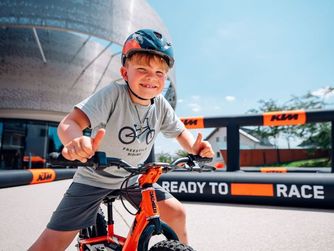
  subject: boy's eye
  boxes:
[137,68,146,72]
[156,71,165,77]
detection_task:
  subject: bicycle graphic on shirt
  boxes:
[118,118,155,145]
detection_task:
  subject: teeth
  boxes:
[141,84,156,88]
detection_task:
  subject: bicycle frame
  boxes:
[49,151,212,251]
[123,166,163,250]
[78,165,165,251]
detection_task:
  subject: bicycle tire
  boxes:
[149,240,196,251]
[137,221,178,251]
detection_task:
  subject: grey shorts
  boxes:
[47,182,173,231]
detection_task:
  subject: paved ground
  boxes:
[0,179,334,251]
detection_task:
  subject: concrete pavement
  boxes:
[0,179,333,251]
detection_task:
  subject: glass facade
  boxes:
[0,119,64,170]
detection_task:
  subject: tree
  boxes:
[285,91,330,156]
[175,149,188,158]
[247,99,285,148]
[248,90,332,161]
[158,152,173,163]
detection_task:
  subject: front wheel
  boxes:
[150,240,195,251]
[138,221,178,251]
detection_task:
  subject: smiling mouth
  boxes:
[140,83,158,89]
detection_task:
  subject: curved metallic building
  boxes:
[0,0,177,169]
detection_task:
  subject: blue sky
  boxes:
[148,0,334,154]
[149,0,334,115]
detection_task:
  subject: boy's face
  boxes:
[121,55,168,105]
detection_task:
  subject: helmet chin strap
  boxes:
[126,81,155,105]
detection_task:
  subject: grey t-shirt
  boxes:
[73,81,185,189]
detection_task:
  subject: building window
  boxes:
[23,121,48,168]
[0,120,26,169]
[216,151,220,158]
[0,119,64,169]
[216,137,220,142]
[48,125,63,153]
[0,121,4,169]
[0,121,2,150]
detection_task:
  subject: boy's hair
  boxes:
[125,52,169,72]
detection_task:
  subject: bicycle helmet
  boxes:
[121,29,174,68]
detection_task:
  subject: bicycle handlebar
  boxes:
[48,151,215,174]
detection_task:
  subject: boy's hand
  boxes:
[191,133,214,158]
[62,128,106,162]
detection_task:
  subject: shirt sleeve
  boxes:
[75,83,118,129]
[159,97,185,138]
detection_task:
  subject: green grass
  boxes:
[262,158,331,167]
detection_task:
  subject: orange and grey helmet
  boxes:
[121,29,174,68]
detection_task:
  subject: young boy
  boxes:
[29,29,214,251]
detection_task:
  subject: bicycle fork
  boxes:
[123,167,164,250]
[122,185,160,250]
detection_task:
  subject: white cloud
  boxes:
[225,96,236,102]
[177,99,184,103]
[311,86,334,99]
[188,103,201,113]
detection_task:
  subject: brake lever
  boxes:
[185,155,216,172]
[188,154,213,163]
[200,164,216,172]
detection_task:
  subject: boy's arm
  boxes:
[176,129,214,158]
[58,108,105,162]
[58,108,90,144]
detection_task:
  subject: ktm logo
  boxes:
[263,110,306,126]
[182,119,199,126]
[181,117,204,128]
[270,113,299,121]
[150,191,158,214]
[30,169,56,184]
[37,172,53,181]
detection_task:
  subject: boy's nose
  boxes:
[144,74,155,81]
[146,71,155,78]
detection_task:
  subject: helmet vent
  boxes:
[153,31,162,39]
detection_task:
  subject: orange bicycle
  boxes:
[50,152,214,251]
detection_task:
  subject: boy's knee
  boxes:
[160,199,187,222]
[174,204,187,220]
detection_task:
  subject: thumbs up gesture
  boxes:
[191,133,214,158]
[62,128,106,162]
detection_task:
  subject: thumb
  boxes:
[192,133,203,153]
[92,128,106,151]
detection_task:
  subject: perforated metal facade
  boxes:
[0,0,177,169]
[0,0,177,122]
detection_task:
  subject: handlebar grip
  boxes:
[48,152,96,167]
[48,152,132,171]
[188,154,213,163]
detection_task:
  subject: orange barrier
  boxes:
[263,110,306,126]
[0,169,76,188]
[29,169,56,184]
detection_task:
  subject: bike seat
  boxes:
[103,190,121,203]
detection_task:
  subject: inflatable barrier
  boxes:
[0,169,76,188]
[158,172,334,209]
[239,167,331,173]
[181,109,334,172]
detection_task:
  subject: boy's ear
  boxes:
[120,66,128,81]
